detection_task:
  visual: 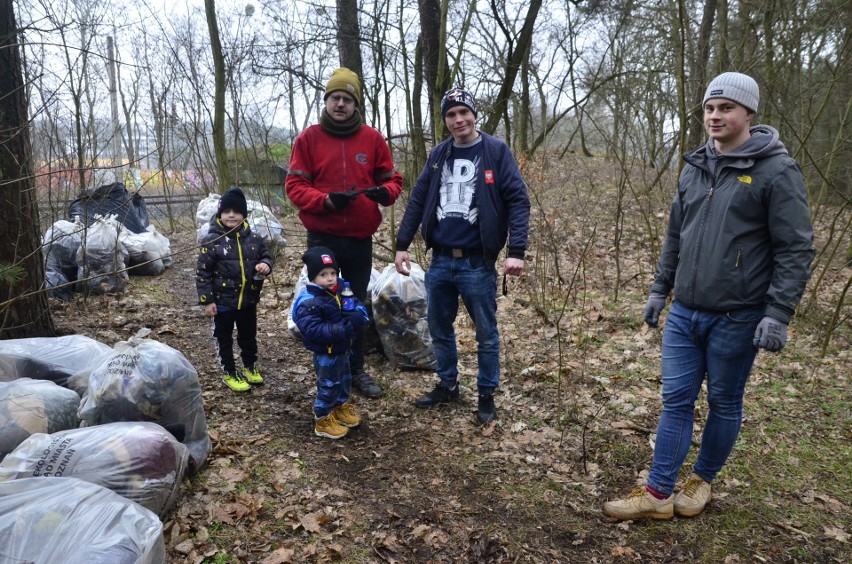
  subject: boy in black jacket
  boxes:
[197,187,273,392]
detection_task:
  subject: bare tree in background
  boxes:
[336,0,363,82]
[0,0,54,338]
[205,0,231,191]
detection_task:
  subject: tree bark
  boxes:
[204,0,231,191]
[418,0,451,140]
[336,0,363,81]
[686,0,718,150]
[0,0,55,338]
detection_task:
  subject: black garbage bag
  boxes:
[68,182,150,234]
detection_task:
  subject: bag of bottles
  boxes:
[0,477,166,563]
[0,421,189,518]
[0,378,81,459]
[371,263,436,370]
[78,329,211,471]
[76,214,129,294]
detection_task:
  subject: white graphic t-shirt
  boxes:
[432,136,482,250]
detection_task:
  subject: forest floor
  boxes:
[50,179,851,563]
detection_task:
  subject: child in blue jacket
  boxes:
[292,247,368,439]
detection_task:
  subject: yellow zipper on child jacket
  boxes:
[325,290,342,354]
[236,230,246,309]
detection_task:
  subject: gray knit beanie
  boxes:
[703,72,759,113]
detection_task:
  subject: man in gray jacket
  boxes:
[603,72,814,520]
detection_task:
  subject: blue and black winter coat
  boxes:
[196,217,273,309]
[292,279,368,355]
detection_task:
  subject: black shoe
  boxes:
[476,394,497,425]
[353,371,384,398]
[415,384,460,408]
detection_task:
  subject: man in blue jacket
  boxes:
[394,87,531,425]
[603,72,814,520]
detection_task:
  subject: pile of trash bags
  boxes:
[43,182,172,298]
[195,191,287,254]
[0,329,211,561]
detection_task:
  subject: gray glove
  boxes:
[643,293,667,328]
[753,316,788,352]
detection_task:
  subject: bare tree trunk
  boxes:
[336,0,363,81]
[418,0,451,140]
[205,0,231,192]
[481,0,542,136]
[0,0,55,338]
[686,0,717,150]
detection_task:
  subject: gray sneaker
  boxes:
[674,473,712,517]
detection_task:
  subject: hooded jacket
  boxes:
[286,123,404,239]
[395,132,531,261]
[196,217,273,310]
[291,280,367,355]
[650,125,814,323]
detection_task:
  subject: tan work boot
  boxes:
[603,486,674,520]
[675,473,712,517]
[314,412,349,439]
[332,402,361,428]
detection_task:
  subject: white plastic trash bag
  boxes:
[119,228,166,276]
[0,477,166,563]
[78,328,211,471]
[371,263,436,370]
[0,378,81,459]
[286,265,311,340]
[195,193,221,231]
[76,214,129,294]
[0,422,189,518]
[0,334,112,388]
[42,219,84,298]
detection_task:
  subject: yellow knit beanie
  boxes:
[324,67,361,106]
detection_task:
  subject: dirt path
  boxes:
[50,226,850,563]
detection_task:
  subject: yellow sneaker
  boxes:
[242,365,264,385]
[222,372,251,392]
[603,486,674,520]
[332,402,361,428]
[675,473,712,517]
[314,412,349,439]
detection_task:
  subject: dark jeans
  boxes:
[425,254,499,394]
[212,304,258,374]
[307,232,372,374]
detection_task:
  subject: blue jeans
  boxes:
[313,353,351,417]
[425,254,499,394]
[647,301,762,495]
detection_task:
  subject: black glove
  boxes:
[753,316,788,351]
[643,293,667,328]
[328,190,358,210]
[364,186,390,205]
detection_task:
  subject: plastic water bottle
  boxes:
[340,281,355,311]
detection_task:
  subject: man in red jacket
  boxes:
[286,67,403,398]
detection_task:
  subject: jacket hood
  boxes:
[687,125,788,170]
